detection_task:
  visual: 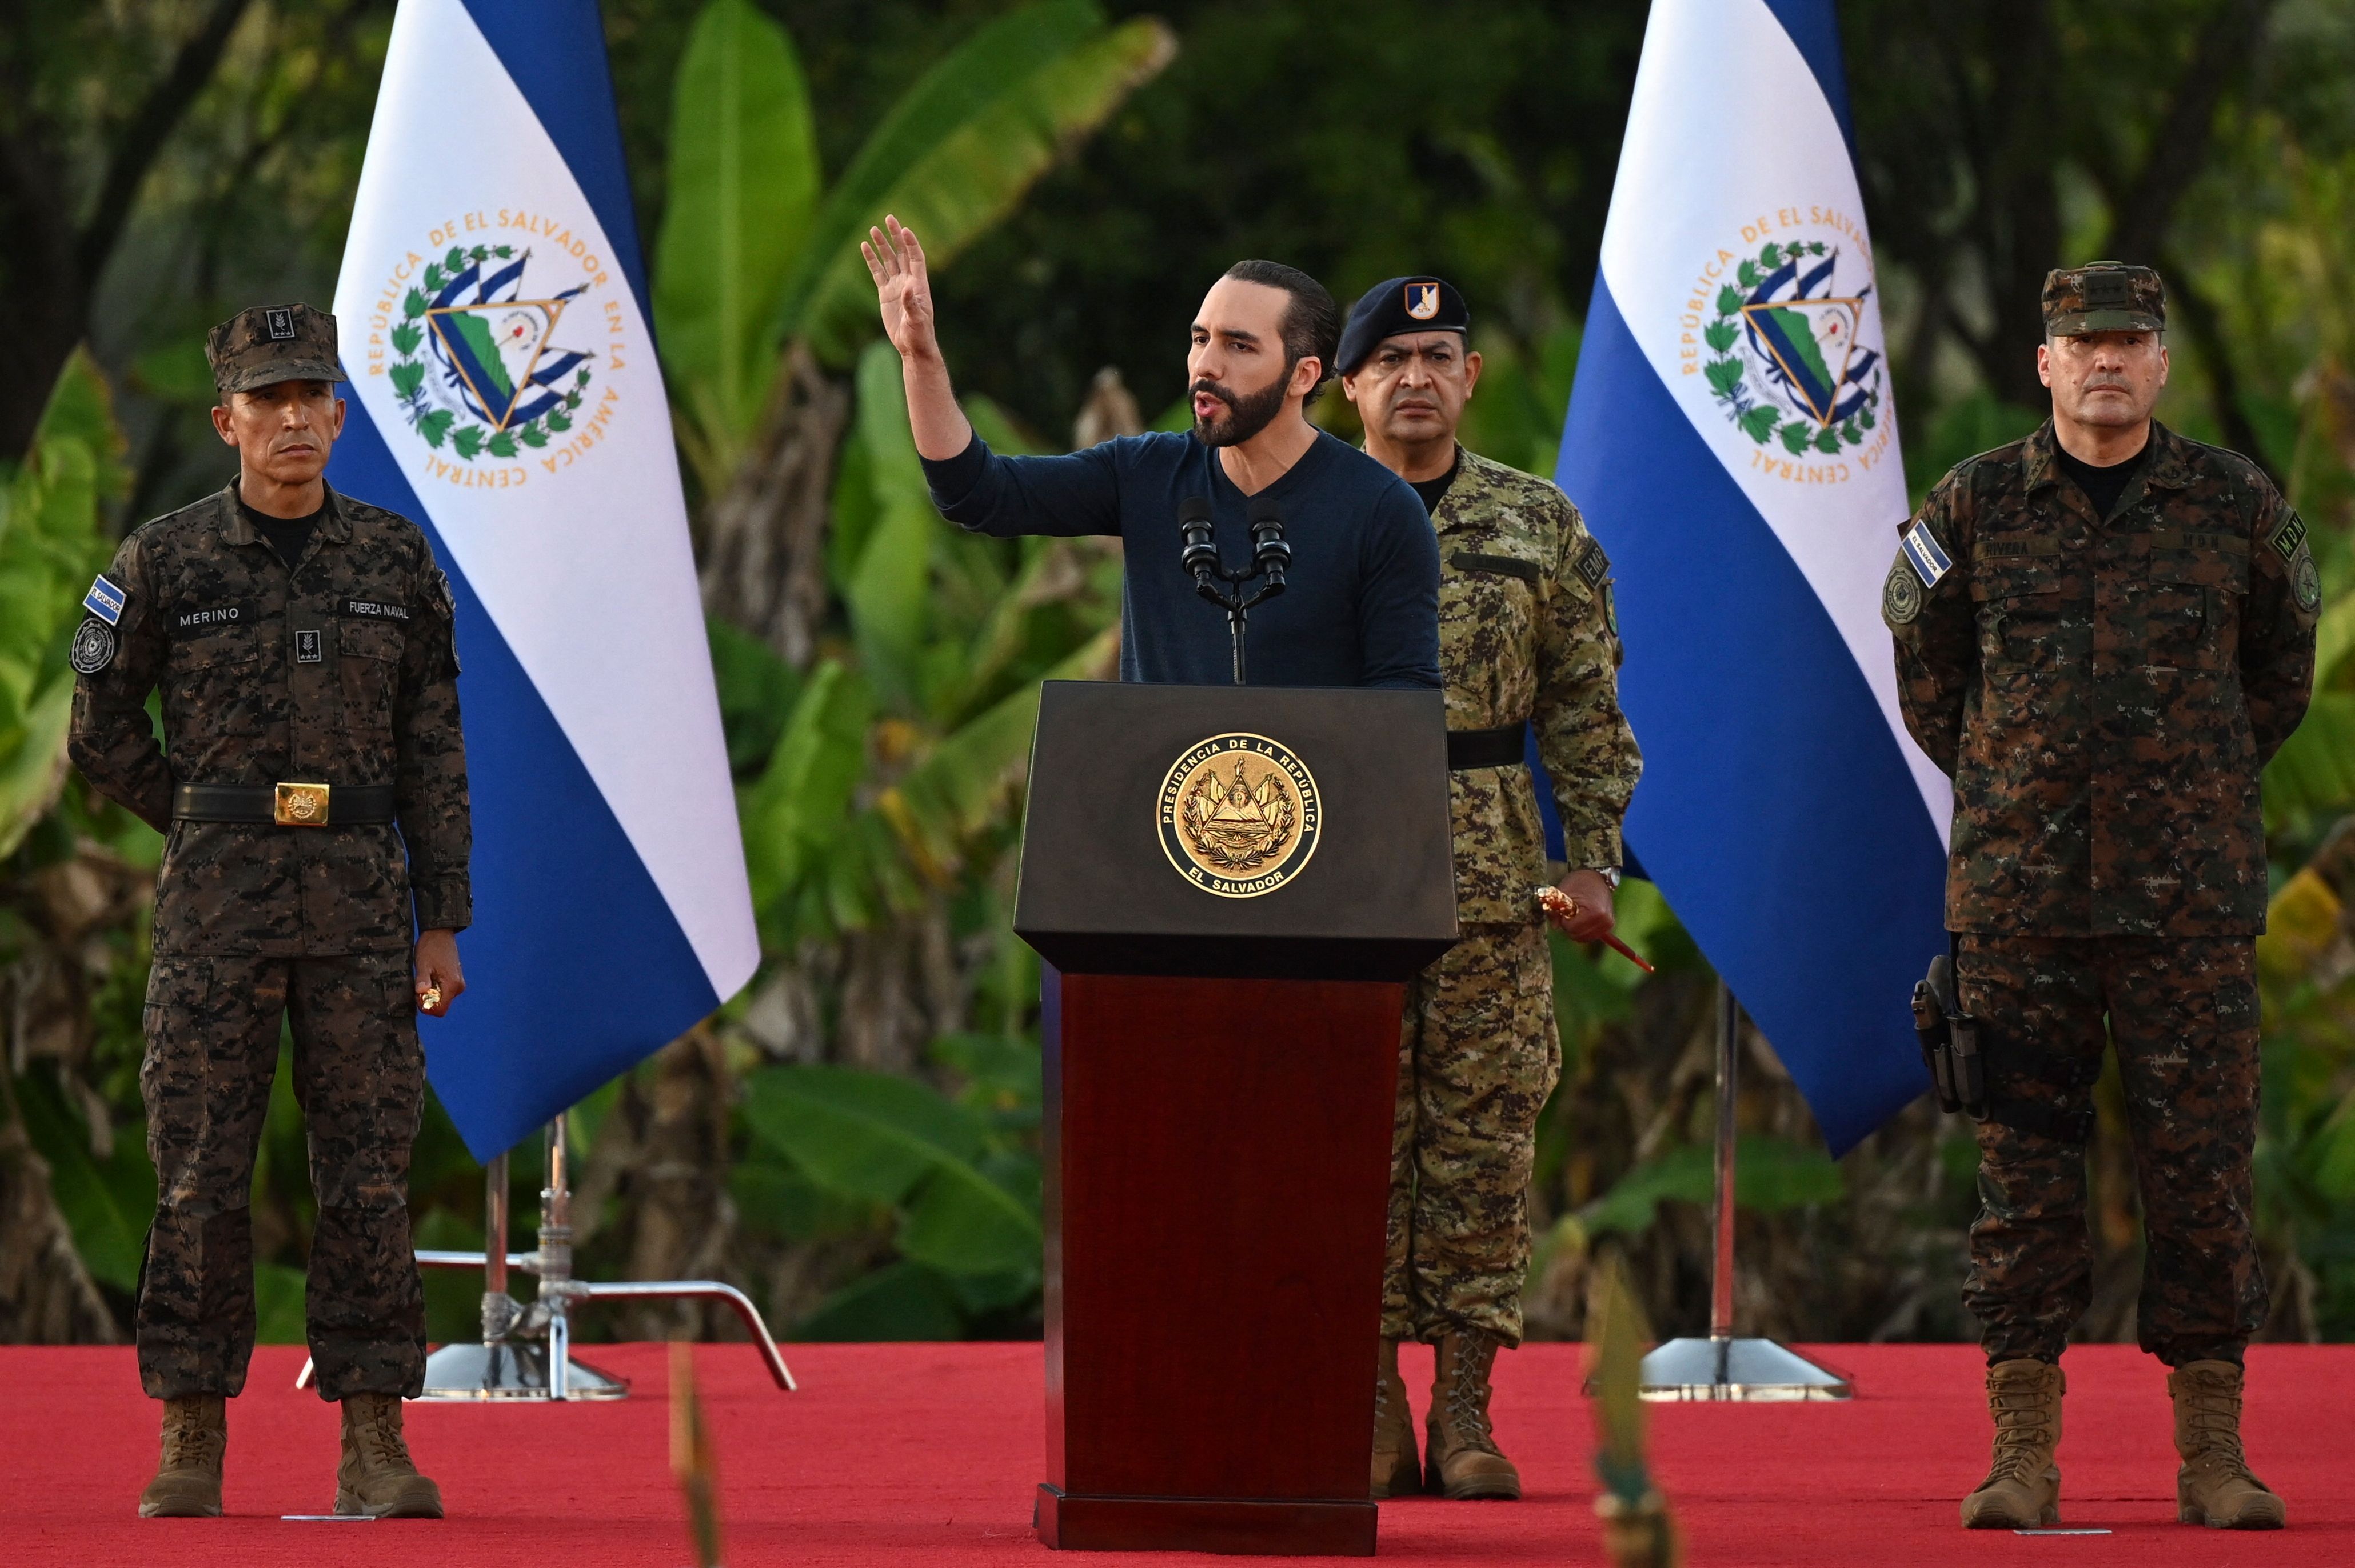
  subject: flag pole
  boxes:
[1709,984,1738,1343]
[297,1110,796,1399]
[1631,981,1851,1401]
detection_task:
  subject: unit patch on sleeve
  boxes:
[2295,552,2323,615]
[1883,557,1924,624]
[70,618,117,675]
[1573,538,1610,589]
[2270,509,2310,563]
[1900,520,1953,590]
[83,573,127,626]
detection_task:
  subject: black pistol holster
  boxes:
[1912,938,1989,1119]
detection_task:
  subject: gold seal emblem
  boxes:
[1157,733,1321,898]
[273,781,332,826]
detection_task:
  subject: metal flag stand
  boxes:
[1634,980,1851,1401]
[297,1111,795,1399]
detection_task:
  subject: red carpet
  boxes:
[7,1342,2349,1565]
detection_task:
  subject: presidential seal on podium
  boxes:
[1157,732,1322,898]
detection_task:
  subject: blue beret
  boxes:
[1335,277,1470,375]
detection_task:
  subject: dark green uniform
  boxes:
[68,304,470,1402]
[1884,266,2316,1366]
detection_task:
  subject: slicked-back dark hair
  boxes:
[1220,259,1342,405]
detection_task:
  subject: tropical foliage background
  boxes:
[4,0,2355,1353]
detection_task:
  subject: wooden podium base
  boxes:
[1039,970,1401,1555]
[1036,1485,1377,1555]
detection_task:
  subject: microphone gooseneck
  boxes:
[1176,491,1294,686]
[1247,495,1289,599]
[1177,495,1220,601]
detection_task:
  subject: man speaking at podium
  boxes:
[862,216,1440,689]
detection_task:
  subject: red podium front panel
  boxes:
[1015,682,1456,1554]
[1036,970,1402,1555]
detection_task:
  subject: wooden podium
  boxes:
[1015,681,1458,1555]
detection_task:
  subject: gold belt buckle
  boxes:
[274,782,332,826]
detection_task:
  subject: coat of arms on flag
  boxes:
[1700,236,1887,466]
[380,236,604,464]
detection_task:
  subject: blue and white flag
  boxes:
[329,0,757,1158]
[1558,0,1948,1153]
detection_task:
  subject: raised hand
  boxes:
[863,215,938,361]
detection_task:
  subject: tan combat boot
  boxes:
[1960,1359,2063,1528]
[1371,1339,1420,1498]
[1424,1330,1520,1500]
[2170,1361,2285,1529]
[334,1392,444,1518]
[138,1393,226,1517]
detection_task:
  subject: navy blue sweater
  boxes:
[921,429,1441,689]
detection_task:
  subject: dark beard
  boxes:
[1190,368,1291,447]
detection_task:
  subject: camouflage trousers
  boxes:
[1385,919,1560,1346]
[137,951,427,1402]
[1958,933,2265,1368]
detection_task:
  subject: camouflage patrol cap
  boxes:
[2042,262,2165,336]
[205,302,348,394]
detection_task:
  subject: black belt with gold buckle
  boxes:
[1445,723,1528,770]
[170,782,397,827]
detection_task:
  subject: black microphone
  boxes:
[1247,495,1289,597]
[1177,496,1220,594]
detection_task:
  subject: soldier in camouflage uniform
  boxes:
[68,304,470,1521]
[1884,264,2314,1532]
[1339,278,1641,1501]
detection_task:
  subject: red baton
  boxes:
[1535,885,1657,974]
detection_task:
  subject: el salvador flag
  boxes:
[1558,0,1950,1154]
[328,0,757,1158]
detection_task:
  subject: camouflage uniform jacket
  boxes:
[1430,446,1642,924]
[69,482,472,955]
[1885,420,2316,937]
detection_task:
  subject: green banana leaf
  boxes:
[12,1069,155,1293]
[731,1152,876,1244]
[898,1155,1041,1275]
[706,617,801,777]
[0,349,125,858]
[741,1063,986,1204]
[2308,1093,2355,1206]
[876,624,1117,886]
[775,2,1177,362]
[653,0,822,485]
[793,1259,964,1341]
[2265,691,2355,828]
[2309,589,2355,690]
[1580,1134,1844,1239]
[846,341,943,705]
[255,1265,309,1344]
[739,658,873,922]
[745,623,1112,943]
[741,1063,1042,1279]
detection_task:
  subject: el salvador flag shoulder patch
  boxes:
[84,573,127,626]
[1900,521,1953,590]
